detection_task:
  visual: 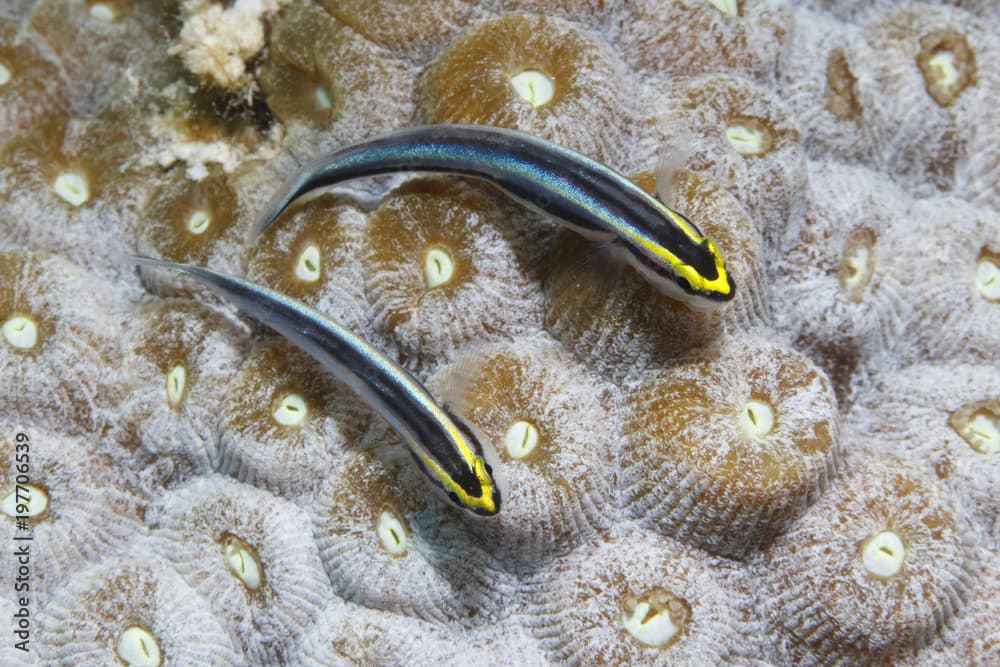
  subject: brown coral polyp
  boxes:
[246,192,372,339]
[120,299,248,489]
[216,337,370,501]
[825,48,862,121]
[0,20,68,146]
[917,28,977,107]
[318,0,477,62]
[620,333,840,559]
[137,167,239,265]
[417,13,634,166]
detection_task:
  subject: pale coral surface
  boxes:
[1,1,998,665]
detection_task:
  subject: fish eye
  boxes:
[676,276,693,293]
[484,462,493,476]
[447,491,461,505]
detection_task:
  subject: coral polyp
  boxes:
[363,177,543,372]
[120,299,249,490]
[136,166,247,295]
[521,529,746,665]
[0,19,67,146]
[217,337,371,501]
[36,555,243,666]
[845,362,1000,547]
[312,445,517,625]
[621,333,840,558]
[246,192,372,339]
[646,74,806,251]
[618,0,791,82]
[149,475,331,664]
[0,425,147,611]
[758,455,978,665]
[317,0,477,62]
[0,252,126,435]
[259,2,412,144]
[417,14,635,166]
[428,335,617,570]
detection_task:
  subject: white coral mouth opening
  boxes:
[2,316,38,349]
[510,70,555,108]
[116,626,162,667]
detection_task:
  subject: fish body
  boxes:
[133,256,502,517]
[254,125,734,309]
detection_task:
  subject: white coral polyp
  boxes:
[424,247,455,288]
[116,626,162,667]
[186,210,211,235]
[222,534,264,591]
[2,316,38,349]
[273,393,308,426]
[376,509,409,556]
[725,123,766,155]
[314,85,334,110]
[862,530,906,578]
[295,245,322,283]
[88,3,117,22]
[707,0,739,17]
[504,420,540,459]
[166,365,187,407]
[962,412,1000,454]
[976,257,1000,301]
[927,50,959,89]
[2,484,49,518]
[621,598,679,648]
[53,172,89,207]
[510,70,555,108]
[739,399,775,439]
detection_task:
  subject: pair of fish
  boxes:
[139,125,735,517]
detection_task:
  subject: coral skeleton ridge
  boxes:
[1,1,998,665]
